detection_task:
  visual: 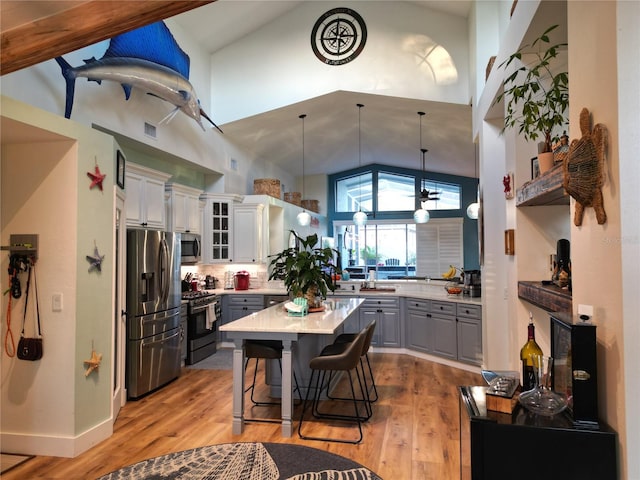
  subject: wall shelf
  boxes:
[516,163,569,206]
[518,281,572,314]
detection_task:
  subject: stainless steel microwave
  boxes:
[180,233,201,264]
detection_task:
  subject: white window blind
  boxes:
[416,218,463,277]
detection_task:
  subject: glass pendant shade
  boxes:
[413,208,430,223]
[466,202,479,220]
[353,210,367,226]
[297,210,311,226]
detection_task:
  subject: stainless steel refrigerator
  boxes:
[126,229,182,399]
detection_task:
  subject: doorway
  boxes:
[112,189,127,420]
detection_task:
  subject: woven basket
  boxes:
[253,178,281,198]
[301,199,319,213]
[284,192,302,206]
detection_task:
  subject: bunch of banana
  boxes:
[441,265,457,279]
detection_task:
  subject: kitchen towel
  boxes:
[206,303,216,330]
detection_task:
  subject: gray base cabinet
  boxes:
[220,294,264,342]
[405,297,482,366]
[406,298,431,352]
[456,303,482,365]
[360,297,401,347]
[431,300,457,360]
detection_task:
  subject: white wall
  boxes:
[568,2,637,478]
[472,0,638,477]
[210,1,470,124]
[0,19,297,198]
[1,97,116,456]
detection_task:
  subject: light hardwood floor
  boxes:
[3,353,482,479]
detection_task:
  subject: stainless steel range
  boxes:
[182,291,221,365]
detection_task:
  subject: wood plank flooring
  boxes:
[2,353,482,479]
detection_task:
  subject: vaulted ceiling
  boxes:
[0,0,476,178]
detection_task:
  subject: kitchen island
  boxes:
[220,297,364,437]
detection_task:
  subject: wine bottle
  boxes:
[520,312,543,391]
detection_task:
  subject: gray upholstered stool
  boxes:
[244,340,301,408]
[298,328,368,444]
[327,319,378,404]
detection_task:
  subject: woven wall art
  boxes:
[563,108,608,226]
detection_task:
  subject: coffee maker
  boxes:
[205,275,217,289]
[463,270,481,297]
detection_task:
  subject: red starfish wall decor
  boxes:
[87,165,106,191]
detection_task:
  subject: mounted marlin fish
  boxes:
[55,21,223,133]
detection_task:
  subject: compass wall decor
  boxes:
[311,7,367,66]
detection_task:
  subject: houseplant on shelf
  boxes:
[268,231,337,309]
[494,24,569,173]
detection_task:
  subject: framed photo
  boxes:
[531,157,540,179]
[116,150,126,189]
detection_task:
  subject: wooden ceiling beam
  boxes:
[1,0,213,75]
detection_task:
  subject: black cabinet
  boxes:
[459,386,617,480]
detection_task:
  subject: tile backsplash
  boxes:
[181,264,283,289]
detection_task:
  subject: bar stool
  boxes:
[329,320,378,403]
[298,328,368,444]
[321,320,376,419]
[244,340,301,408]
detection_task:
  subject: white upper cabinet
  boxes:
[125,163,171,230]
[232,203,264,263]
[200,193,242,264]
[165,183,203,234]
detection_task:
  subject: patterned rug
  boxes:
[97,442,382,479]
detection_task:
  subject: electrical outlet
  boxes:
[578,304,593,317]
[578,304,594,322]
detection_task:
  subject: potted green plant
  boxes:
[268,231,337,308]
[494,25,569,173]
[361,245,377,266]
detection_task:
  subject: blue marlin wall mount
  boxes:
[55,21,222,133]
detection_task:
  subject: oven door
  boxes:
[188,300,220,338]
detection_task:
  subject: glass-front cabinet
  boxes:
[201,194,242,263]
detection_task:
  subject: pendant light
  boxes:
[466,143,479,220]
[353,103,367,226]
[414,111,430,224]
[297,113,311,226]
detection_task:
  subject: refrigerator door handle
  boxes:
[158,237,170,304]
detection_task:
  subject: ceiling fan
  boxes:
[413,148,441,202]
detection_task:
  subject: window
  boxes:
[332,165,465,215]
[378,171,414,211]
[333,218,462,279]
[420,179,461,210]
[335,172,372,213]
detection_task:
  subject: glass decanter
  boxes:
[518,355,568,416]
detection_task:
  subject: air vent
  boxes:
[144,122,157,139]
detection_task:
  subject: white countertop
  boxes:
[202,282,481,305]
[220,297,364,335]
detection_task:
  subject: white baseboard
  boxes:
[1,417,112,458]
